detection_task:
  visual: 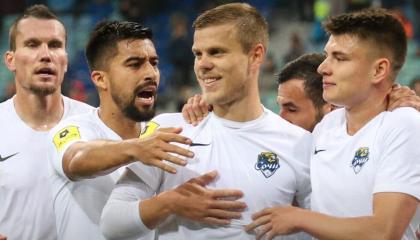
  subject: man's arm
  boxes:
[246,192,418,240]
[62,127,194,180]
[101,170,247,239]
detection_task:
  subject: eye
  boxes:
[49,41,63,49]
[26,40,39,48]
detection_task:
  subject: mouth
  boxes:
[136,85,157,106]
[35,67,57,78]
[201,76,221,87]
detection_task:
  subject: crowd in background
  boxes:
[0,0,420,111]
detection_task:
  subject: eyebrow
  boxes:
[280,101,298,108]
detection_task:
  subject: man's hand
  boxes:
[165,171,247,225]
[388,84,420,111]
[245,206,301,240]
[182,94,212,126]
[0,234,6,240]
[133,127,194,173]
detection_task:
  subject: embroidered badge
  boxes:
[53,126,81,150]
[255,152,280,178]
[350,147,369,174]
[139,121,160,139]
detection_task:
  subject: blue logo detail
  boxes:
[350,147,369,174]
[255,152,280,178]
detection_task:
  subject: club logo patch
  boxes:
[350,147,369,174]
[139,121,160,139]
[255,152,280,178]
[53,126,81,150]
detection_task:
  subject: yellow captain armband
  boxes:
[139,121,160,139]
[53,126,81,150]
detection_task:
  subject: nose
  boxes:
[39,44,52,62]
[143,61,158,82]
[317,58,329,76]
[195,55,214,72]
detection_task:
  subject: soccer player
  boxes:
[0,5,94,240]
[183,52,419,132]
[100,3,312,239]
[47,20,214,239]
[246,8,420,240]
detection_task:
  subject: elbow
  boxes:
[63,149,88,181]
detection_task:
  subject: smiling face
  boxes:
[192,23,254,107]
[317,34,377,108]
[105,38,160,122]
[5,17,67,95]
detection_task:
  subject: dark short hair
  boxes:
[323,8,407,74]
[85,20,153,71]
[278,53,326,110]
[9,4,65,51]
[193,3,268,53]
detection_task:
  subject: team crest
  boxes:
[350,147,369,174]
[255,152,280,178]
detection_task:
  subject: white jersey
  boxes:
[311,107,420,240]
[0,96,92,240]
[101,108,312,240]
[48,108,128,240]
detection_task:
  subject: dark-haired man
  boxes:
[101,3,312,239]
[0,5,93,240]
[47,20,228,239]
[247,8,420,239]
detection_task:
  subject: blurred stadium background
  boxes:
[0,0,419,113]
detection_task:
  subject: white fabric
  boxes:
[311,107,420,240]
[48,108,128,240]
[101,108,312,240]
[0,96,92,240]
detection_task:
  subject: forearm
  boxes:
[63,140,135,180]
[139,191,174,229]
[297,210,397,240]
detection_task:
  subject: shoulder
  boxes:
[381,107,420,135]
[63,96,94,116]
[313,108,344,136]
[150,112,188,128]
[266,109,311,138]
[0,98,13,117]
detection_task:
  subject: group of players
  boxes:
[1,2,420,240]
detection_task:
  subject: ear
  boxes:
[4,51,16,72]
[249,43,266,67]
[91,70,108,91]
[371,58,390,84]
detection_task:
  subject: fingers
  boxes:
[191,170,218,186]
[181,94,209,126]
[245,213,271,232]
[211,189,244,199]
[157,127,183,134]
[205,208,243,220]
[256,224,273,240]
[202,217,231,225]
[388,96,420,111]
[157,131,193,146]
[208,199,247,210]
[149,159,178,174]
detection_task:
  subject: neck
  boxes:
[98,102,141,140]
[212,85,263,122]
[13,88,64,131]
[345,89,389,135]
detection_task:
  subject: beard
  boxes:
[111,83,157,122]
[29,85,57,96]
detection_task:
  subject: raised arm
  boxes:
[57,127,194,181]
